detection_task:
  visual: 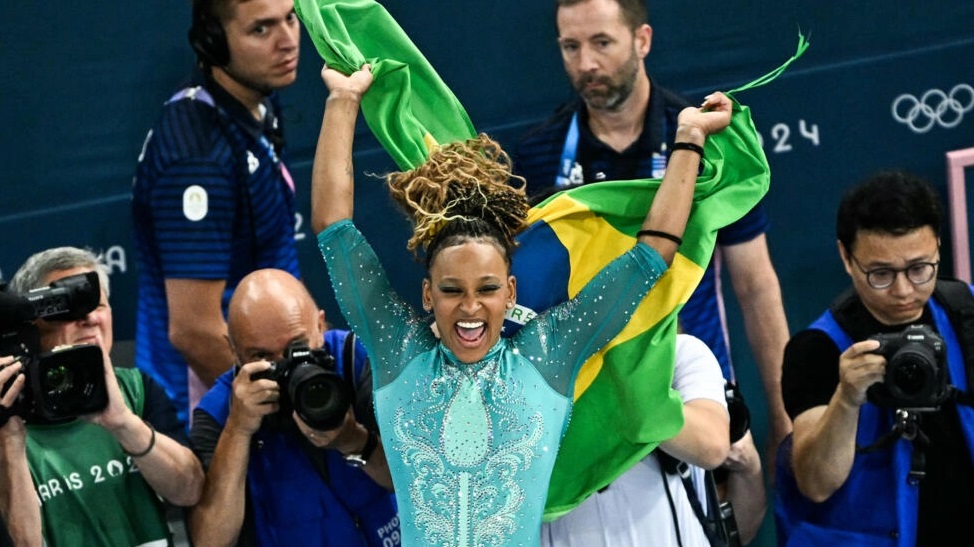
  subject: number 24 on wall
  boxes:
[757,120,820,153]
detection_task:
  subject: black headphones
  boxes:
[188,0,230,67]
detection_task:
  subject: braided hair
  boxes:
[386,133,529,269]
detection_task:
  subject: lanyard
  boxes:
[167,86,294,192]
[555,113,582,187]
[555,108,670,187]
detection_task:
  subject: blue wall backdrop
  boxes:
[2,2,973,544]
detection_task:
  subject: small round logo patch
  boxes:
[183,185,208,221]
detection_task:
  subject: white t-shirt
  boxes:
[541,334,729,547]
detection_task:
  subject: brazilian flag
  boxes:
[510,105,775,518]
[296,0,807,518]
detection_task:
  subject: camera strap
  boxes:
[292,332,358,483]
[856,409,931,483]
[296,438,372,532]
[657,450,738,547]
[951,387,974,408]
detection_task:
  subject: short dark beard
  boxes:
[575,48,640,112]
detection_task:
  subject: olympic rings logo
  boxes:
[892,84,974,134]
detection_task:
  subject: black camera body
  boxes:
[724,381,751,444]
[716,499,742,547]
[251,341,353,431]
[714,381,751,486]
[0,272,108,423]
[868,324,949,411]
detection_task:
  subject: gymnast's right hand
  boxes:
[321,62,373,102]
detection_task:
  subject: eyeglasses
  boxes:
[849,253,939,290]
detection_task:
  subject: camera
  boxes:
[0,272,108,423]
[251,341,353,431]
[725,381,750,444]
[717,499,742,547]
[714,381,751,485]
[867,324,949,410]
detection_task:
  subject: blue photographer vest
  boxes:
[775,295,974,546]
[196,330,399,547]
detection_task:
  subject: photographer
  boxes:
[188,268,398,546]
[0,247,203,546]
[776,171,974,545]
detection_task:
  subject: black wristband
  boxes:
[123,419,157,458]
[359,429,378,462]
[344,429,378,468]
[670,141,704,157]
[637,229,683,246]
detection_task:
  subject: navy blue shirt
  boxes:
[131,74,301,427]
[512,80,769,379]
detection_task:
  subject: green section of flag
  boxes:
[295,0,476,170]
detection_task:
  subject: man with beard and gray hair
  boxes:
[512,0,785,540]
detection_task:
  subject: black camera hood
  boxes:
[25,271,101,322]
[0,271,100,331]
[0,289,35,330]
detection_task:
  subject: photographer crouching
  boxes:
[776,171,974,546]
[0,247,203,546]
[188,268,399,547]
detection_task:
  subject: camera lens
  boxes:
[887,345,937,404]
[36,345,108,419]
[45,364,75,393]
[891,358,926,396]
[289,364,351,431]
[43,363,84,414]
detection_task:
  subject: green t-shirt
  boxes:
[25,367,172,546]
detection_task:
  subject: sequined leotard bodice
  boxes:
[318,220,665,546]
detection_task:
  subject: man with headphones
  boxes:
[131,0,303,429]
